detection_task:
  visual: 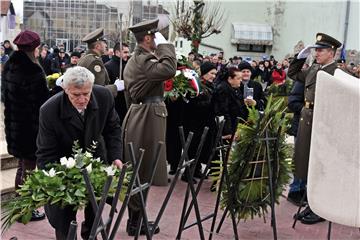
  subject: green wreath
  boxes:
[219,96,292,221]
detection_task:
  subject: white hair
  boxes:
[62,66,95,88]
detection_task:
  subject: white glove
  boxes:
[114,79,125,91]
[297,45,312,59]
[56,76,64,87]
[154,32,167,46]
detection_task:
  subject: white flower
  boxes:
[93,157,101,163]
[43,168,57,177]
[84,151,93,158]
[66,157,76,169]
[175,70,181,77]
[60,157,68,166]
[86,163,92,173]
[103,166,116,176]
[183,70,193,80]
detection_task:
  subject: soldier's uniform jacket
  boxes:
[78,49,117,97]
[288,58,337,179]
[122,44,176,193]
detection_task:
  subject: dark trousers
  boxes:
[15,158,36,190]
[45,204,95,240]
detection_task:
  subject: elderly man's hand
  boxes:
[113,159,123,169]
[244,98,257,106]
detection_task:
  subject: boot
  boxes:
[126,209,160,236]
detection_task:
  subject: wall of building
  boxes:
[175,0,359,61]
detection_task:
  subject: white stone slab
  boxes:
[308,70,360,227]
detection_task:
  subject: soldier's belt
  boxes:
[304,101,314,109]
[134,96,164,104]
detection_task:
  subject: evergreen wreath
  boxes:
[220,96,292,221]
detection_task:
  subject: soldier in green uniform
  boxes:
[122,18,177,236]
[288,33,341,225]
[78,28,124,97]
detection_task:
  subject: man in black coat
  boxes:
[36,66,123,239]
[104,42,130,125]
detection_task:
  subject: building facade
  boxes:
[23,0,119,51]
[172,0,359,61]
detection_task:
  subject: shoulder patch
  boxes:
[94,65,102,72]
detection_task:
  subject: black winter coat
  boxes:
[287,81,304,137]
[1,50,49,160]
[104,55,128,125]
[213,81,248,136]
[183,81,217,164]
[36,85,122,169]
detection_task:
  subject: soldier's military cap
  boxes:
[312,33,342,49]
[128,18,159,37]
[82,28,107,44]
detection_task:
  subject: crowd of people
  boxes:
[1,21,360,239]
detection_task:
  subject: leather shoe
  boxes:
[126,220,160,236]
[293,206,312,220]
[30,210,45,221]
[300,211,325,224]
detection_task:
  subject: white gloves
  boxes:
[114,79,125,91]
[56,76,64,87]
[297,45,312,59]
[154,32,167,46]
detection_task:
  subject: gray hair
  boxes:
[62,66,95,88]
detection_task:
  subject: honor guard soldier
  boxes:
[288,33,341,225]
[78,28,124,97]
[122,18,177,236]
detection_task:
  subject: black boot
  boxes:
[126,210,160,236]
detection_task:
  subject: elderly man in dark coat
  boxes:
[288,33,341,225]
[122,18,176,236]
[36,66,123,239]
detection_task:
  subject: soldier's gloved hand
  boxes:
[55,76,64,88]
[114,79,125,91]
[297,45,312,59]
[154,32,168,46]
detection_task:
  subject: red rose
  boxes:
[164,79,174,91]
[177,66,187,70]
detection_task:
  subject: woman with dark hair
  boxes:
[213,67,248,139]
[1,30,49,221]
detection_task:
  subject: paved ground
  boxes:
[2,176,360,240]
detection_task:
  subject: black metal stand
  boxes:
[176,126,210,240]
[127,142,164,240]
[292,189,307,229]
[66,221,78,240]
[214,112,285,240]
[175,119,240,240]
[147,127,194,238]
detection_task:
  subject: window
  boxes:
[237,44,266,53]
[180,41,183,48]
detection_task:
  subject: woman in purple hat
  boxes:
[1,30,49,221]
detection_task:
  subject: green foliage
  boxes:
[1,141,131,233]
[220,96,293,221]
[267,79,294,97]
